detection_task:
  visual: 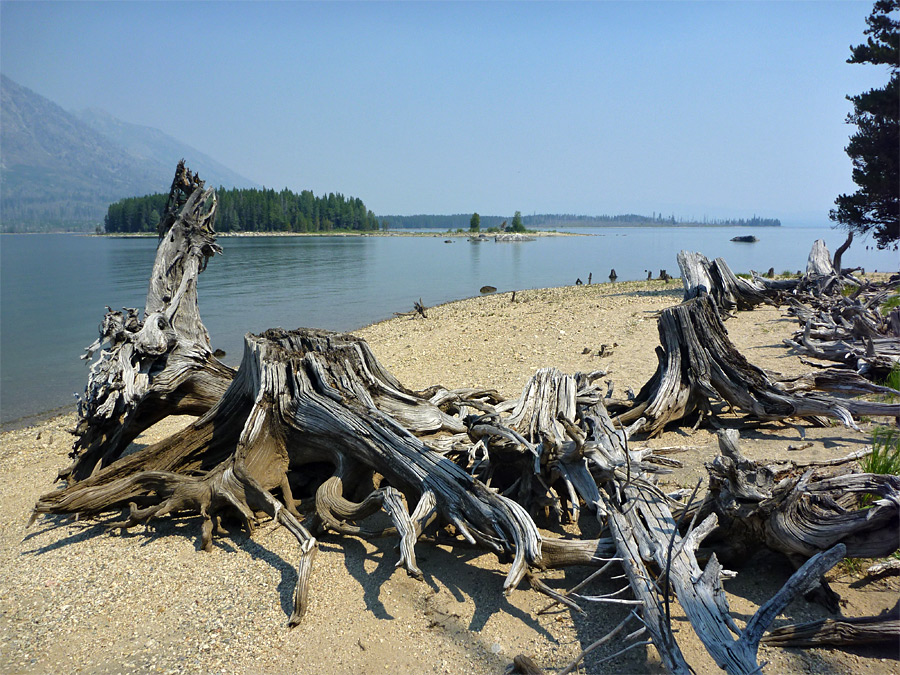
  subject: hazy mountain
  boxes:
[75,108,258,194]
[0,75,256,232]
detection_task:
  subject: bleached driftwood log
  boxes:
[762,602,899,648]
[65,161,234,481]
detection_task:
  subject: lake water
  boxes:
[1,226,897,425]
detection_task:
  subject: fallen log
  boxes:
[774,368,900,398]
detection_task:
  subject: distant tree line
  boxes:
[105,196,781,234]
[526,214,782,228]
[380,214,511,230]
[104,187,379,233]
[382,213,781,230]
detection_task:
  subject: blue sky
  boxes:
[0,1,888,223]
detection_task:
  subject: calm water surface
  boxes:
[2,227,897,424]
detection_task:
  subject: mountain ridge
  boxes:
[75,107,258,193]
[0,75,256,231]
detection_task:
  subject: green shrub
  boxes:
[862,426,900,475]
[882,292,900,315]
[883,362,900,394]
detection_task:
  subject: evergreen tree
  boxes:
[469,212,480,233]
[830,0,899,249]
[510,211,526,233]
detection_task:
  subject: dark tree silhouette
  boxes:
[830,0,899,250]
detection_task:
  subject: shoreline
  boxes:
[3,270,892,430]
[0,404,77,434]
[97,229,579,238]
[0,278,682,430]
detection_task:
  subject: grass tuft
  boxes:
[882,362,900,394]
[882,292,900,315]
[861,425,900,475]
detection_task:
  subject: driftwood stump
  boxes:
[704,429,900,565]
[678,250,774,312]
[609,295,898,435]
[65,161,234,481]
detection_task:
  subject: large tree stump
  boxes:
[36,328,551,618]
[677,250,776,312]
[65,161,234,481]
[608,295,900,435]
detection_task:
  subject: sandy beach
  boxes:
[1,279,897,675]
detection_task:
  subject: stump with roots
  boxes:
[610,294,899,436]
[65,160,234,482]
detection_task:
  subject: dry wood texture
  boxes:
[762,602,899,648]
[703,430,900,564]
[609,295,898,436]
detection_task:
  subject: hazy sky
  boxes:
[0,1,888,223]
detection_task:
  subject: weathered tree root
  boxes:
[702,429,900,570]
[65,161,234,482]
[610,295,898,436]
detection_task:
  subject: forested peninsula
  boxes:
[104,188,379,233]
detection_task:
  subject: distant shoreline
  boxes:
[1,223,783,237]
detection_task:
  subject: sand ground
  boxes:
[1,279,897,675]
